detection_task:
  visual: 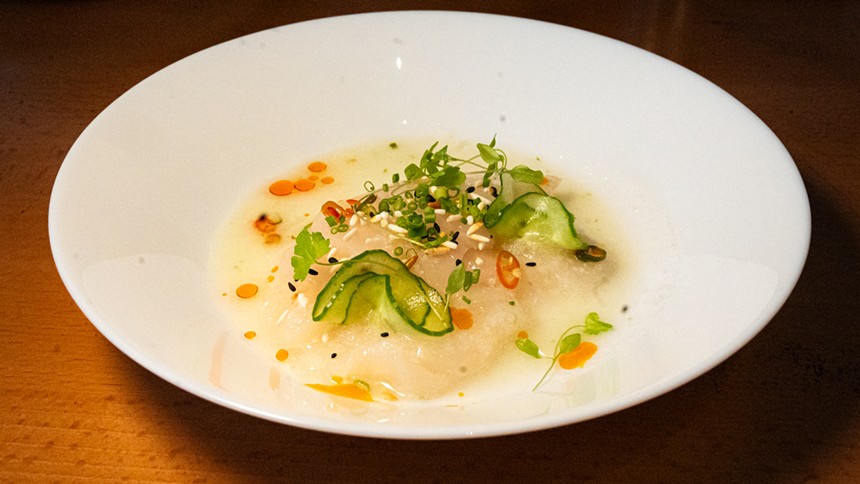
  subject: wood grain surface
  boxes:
[2,1,858,482]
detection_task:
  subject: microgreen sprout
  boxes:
[444,262,480,309]
[516,312,614,391]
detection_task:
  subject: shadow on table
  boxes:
[125,175,859,482]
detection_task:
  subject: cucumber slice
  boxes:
[312,250,453,336]
[484,173,545,227]
[312,272,376,324]
[488,193,589,250]
[415,279,451,335]
[344,274,409,328]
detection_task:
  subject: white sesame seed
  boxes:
[297,293,308,307]
[475,257,484,265]
[426,246,450,254]
[380,218,389,228]
[349,214,359,227]
[387,224,408,234]
[466,215,474,225]
[434,208,446,215]
[343,228,357,241]
[442,241,458,249]
[469,233,491,243]
[478,242,486,250]
[467,221,484,235]
[446,214,460,223]
[394,210,403,218]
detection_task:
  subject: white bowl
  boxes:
[49,11,810,439]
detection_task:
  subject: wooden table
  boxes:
[3,1,858,481]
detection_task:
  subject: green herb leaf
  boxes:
[446,263,466,295]
[431,165,466,189]
[516,338,542,359]
[291,226,331,281]
[404,163,423,181]
[584,312,614,335]
[507,164,545,185]
[464,268,481,291]
[558,333,582,354]
[477,143,502,164]
[420,142,450,175]
[483,196,507,227]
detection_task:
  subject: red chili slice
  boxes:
[496,250,521,289]
[320,201,345,220]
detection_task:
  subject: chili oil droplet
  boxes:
[236,283,258,298]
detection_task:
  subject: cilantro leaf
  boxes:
[584,312,614,335]
[291,226,331,281]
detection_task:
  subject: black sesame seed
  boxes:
[308,268,319,276]
[380,332,389,338]
[466,186,475,193]
[433,222,441,232]
[451,231,460,241]
[622,305,629,313]
[288,282,296,292]
[489,186,499,197]
[331,353,337,358]
[525,262,537,267]
[328,257,338,263]
[455,259,462,266]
